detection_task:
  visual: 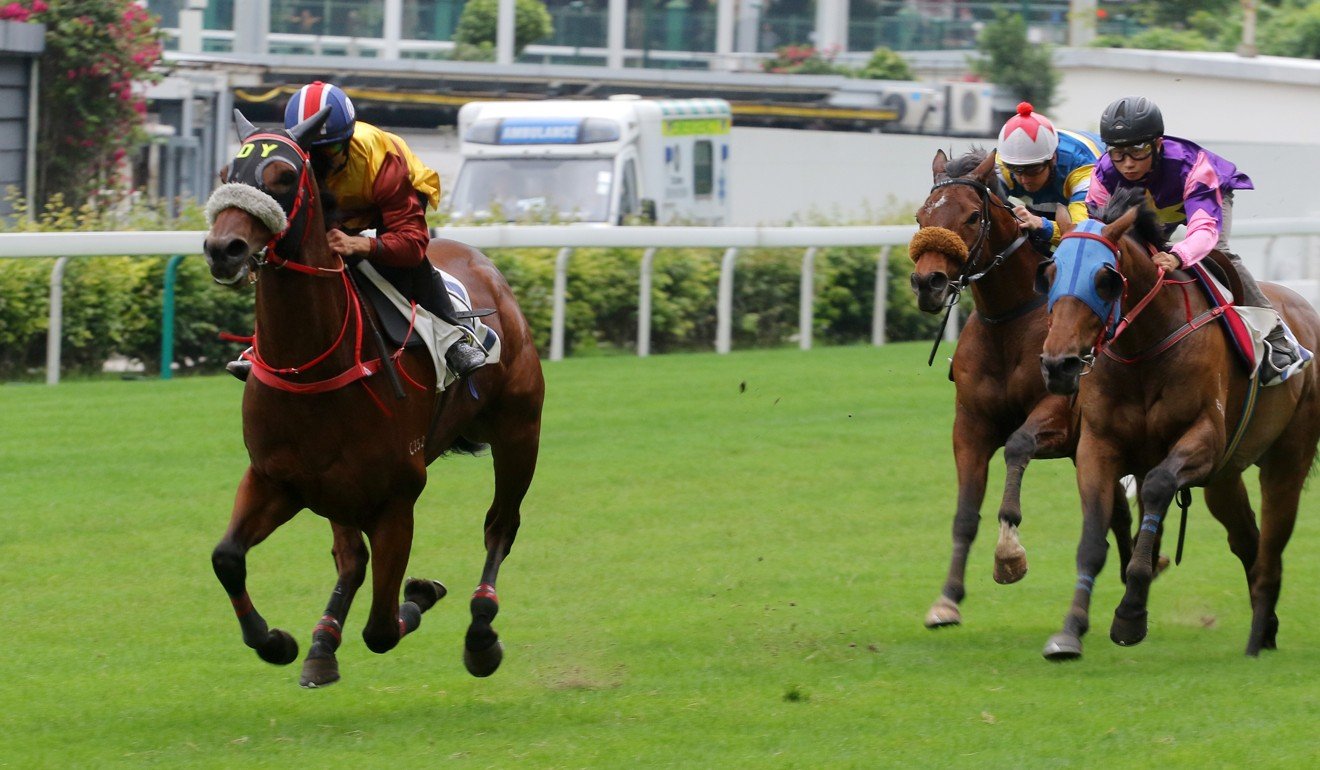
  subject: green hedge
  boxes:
[1,203,946,379]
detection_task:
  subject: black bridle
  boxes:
[923,176,1036,365]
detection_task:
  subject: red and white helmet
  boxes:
[997,102,1059,165]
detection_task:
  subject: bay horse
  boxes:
[202,108,544,685]
[910,148,1136,629]
[1038,187,1320,659]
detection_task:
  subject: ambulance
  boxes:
[447,96,732,225]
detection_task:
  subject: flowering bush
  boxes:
[4,0,163,207]
[761,45,849,75]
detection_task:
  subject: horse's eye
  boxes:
[276,169,297,187]
[964,212,980,227]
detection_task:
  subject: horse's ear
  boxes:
[1034,259,1055,296]
[971,149,998,183]
[1096,265,1124,302]
[1055,203,1074,236]
[288,105,332,148]
[1101,204,1141,245]
[932,149,949,180]
[217,164,229,185]
[232,109,259,142]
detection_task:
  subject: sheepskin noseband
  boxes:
[205,182,289,236]
[909,226,970,262]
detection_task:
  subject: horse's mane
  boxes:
[1095,186,1168,251]
[943,145,1010,200]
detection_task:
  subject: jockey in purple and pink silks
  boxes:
[1085,96,1307,384]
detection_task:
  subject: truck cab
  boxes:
[447,96,732,225]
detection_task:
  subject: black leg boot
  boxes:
[407,261,487,378]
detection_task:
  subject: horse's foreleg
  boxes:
[1109,480,1136,583]
[1042,439,1119,661]
[925,416,993,628]
[211,469,301,666]
[1111,425,1218,647]
[994,405,1070,585]
[466,423,538,677]
[360,502,419,655]
[299,524,370,688]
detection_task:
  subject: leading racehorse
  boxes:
[1038,187,1320,659]
[202,108,544,685]
[909,148,1136,629]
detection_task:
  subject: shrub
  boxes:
[854,47,914,81]
[761,45,850,75]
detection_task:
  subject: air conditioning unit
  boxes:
[886,86,945,134]
[943,82,995,137]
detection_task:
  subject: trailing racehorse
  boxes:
[910,148,1136,629]
[1038,187,1320,659]
[202,108,544,685]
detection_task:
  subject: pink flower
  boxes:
[0,3,31,22]
[31,0,47,11]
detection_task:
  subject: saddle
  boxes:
[1182,250,1256,373]
[351,262,502,390]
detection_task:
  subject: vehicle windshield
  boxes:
[448,158,615,223]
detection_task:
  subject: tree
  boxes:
[1258,2,1320,59]
[1,0,163,208]
[972,11,1059,112]
[454,0,554,57]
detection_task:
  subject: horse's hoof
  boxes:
[1110,610,1148,646]
[464,639,504,678]
[404,578,448,613]
[299,655,341,688]
[924,597,962,628]
[1042,632,1083,661]
[993,553,1029,584]
[257,628,299,666]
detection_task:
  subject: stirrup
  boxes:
[226,359,252,382]
[445,340,486,378]
[1260,329,1312,386]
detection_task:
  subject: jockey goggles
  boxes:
[1005,160,1050,177]
[1107,142,1155,162]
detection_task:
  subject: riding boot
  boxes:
[1226,252,1305,383]
[226,347,253,381]
[408,260,487,378]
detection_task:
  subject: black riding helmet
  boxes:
[1100,97,1164,147]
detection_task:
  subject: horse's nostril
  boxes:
[224,238,248,258]
[929,273,947,291]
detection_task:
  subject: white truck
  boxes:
[446,96,732,225]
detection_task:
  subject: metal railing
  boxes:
[3,219,1319,384]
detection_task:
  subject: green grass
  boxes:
[2,344,1318,767]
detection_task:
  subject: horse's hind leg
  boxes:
[211,469,302,666]
[358,498,434,655]
[466,422,540,677]
[300,524,370,688]
[1248,448,1313,655]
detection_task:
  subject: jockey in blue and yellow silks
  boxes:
[994,102,1104,252]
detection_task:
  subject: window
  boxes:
[694,140,713,197]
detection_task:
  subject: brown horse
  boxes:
[202,108,544,685]
[1038,188,1320,659]
[910,148,1135,629]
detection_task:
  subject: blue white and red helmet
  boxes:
[997,102,1059,166]
[284,81,356,146]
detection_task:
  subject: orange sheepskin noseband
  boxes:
[909,226,970,263]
